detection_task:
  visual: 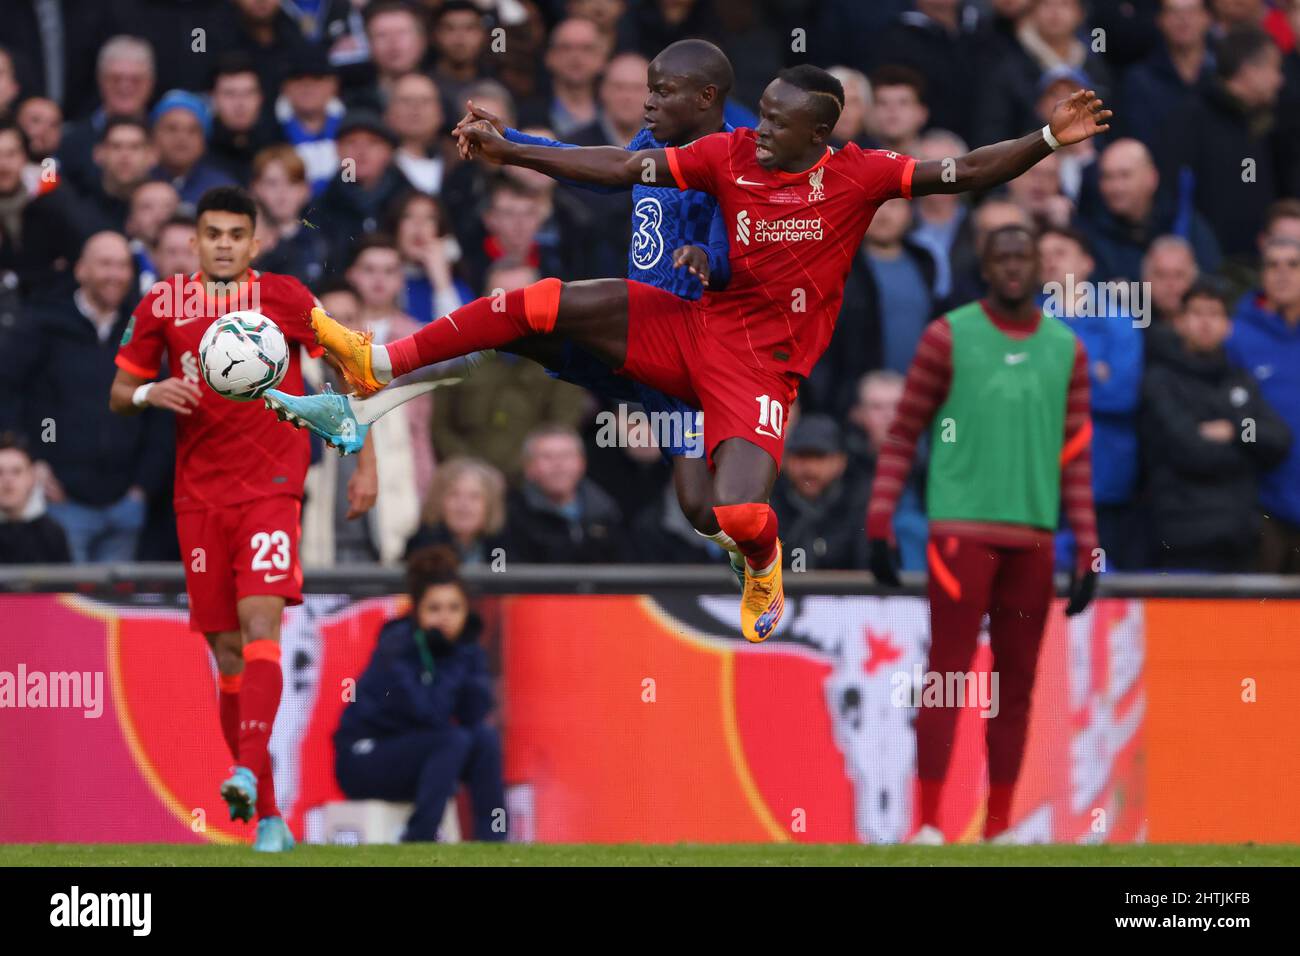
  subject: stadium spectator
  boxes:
[0,232,169,562]
[1142,234,1200,329]
[1156,24,1295,262]
[949,197,1035,303]
[149,90,237,212]
[150,214,198,283]
[79,117,156,234]
[405,457,508,565]
[1117,0,1215,149]
[430,0,492,122]
[386,190,471,325]
[0,119,85,299]
[1038,226,1146,569]
[15,97,61,163]
[826,67,873,147]
[462,176,576,293]
[909,129,971,302]
[582,408,674,538]
[125,182,181,291]
[1078,137,1221,282]
[873,0,988,143]
[249,145,329,287]
[866,66,928,157]
[769,414,868,571]
[976,0,1112,146]
[386,73,448,195]
[503,424,624,564]
[531,18,608,136]
[845,371,927,572]
[56,36,155,196]
[1228,238,1300,571]
[334,545,506,843]
[0,45,19,118]
[439,79,517,230]
[430,262,588,483]
[1144,280,1291,571]
[356,0,431,111]
[1032,66,1098,202]
[0,0,115,120]
[228,0,313,100]
[1007,149,1073,230]
[276,45,344,196]
[0,432,70,564]
[299,280,397,566]
[344,236,435,499]
[207,53,280,185]
[310,110,412,274]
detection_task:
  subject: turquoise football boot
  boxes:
[220,766,257,824]
[252,816,296,853]
[264,384,369,455]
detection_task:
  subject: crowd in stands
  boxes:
[1,0,1299,575]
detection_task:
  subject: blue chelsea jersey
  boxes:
[504,125,733,300]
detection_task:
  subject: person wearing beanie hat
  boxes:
[148,89,235,211]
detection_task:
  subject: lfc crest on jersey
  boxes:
[808,167,826,202]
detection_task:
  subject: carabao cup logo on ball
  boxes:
[198,311,289,402]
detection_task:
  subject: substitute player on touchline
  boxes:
[307,66,1111,643]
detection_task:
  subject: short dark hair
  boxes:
[157,213,196,236]
[346,232,400,269]
[983,223,1038,259]
[363,0,424,30]
[434,0,484,26]
[1264,198,1300,232]
[98,115,150,144]
[1180,277,1232,314]
[313,277,361,300]
[195,186,258,226]
[869,64,927,103]
[209,50,261,91]
[1039,225,1093,259]
[0,431,32,461]
[1217,25,1276,80]
[405,544,468,608]
[0,118,30,158]
[776,64,845,128]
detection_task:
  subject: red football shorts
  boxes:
[617,280,800,469]
[175,494,304,634]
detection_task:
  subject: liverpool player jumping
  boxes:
[309,66,1111,642]
[109,187,373,851]
[867,226,1099,844]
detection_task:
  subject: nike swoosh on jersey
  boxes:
[735,176,763,186]
[263,573,289,583]
[173,315,204,327]
[1004,352,1029,364]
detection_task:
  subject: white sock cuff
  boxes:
[697,528,740,553]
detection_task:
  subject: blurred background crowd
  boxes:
[0,0,1299,575]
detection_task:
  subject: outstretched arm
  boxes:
[459,118,671,188]
[911,89,1111,196]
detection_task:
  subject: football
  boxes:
[198,310,289,401]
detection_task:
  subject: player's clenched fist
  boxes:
[145,377,204,415]
[457,119,510,163]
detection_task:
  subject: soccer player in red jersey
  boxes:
[109,186,376,852]
[311,65,1110,642]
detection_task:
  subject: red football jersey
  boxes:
[666,129,916,377]
[115,271,323,512]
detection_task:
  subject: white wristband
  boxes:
[132,383,154,408]
[1042,124,1063,151]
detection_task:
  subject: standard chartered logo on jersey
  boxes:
[632,196,665,269]
[736,209,822,245]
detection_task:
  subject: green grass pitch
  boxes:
[3,843,1297,867]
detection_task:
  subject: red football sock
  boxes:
[387,277,563,378]
[713,503,779,570]
[238,640,282,786]
[984,782,1016,839]
[218,673,242,761]
[919,778,944,829]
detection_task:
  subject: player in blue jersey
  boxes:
[267,39,747,581]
